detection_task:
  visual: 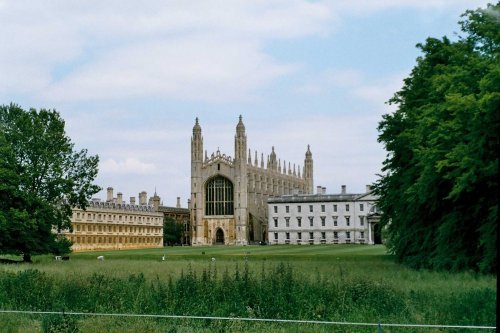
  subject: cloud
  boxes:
[351,73,406,107]
[329,0,490,14]
[42,36,296,102]
[294,68,406,113]
[0,0,331,103]
[295,69,364,95]
[1,0,489,103]
[100,158,158,175]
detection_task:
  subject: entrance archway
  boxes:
[215,228,225,244]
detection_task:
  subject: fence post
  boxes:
[378,321,382,333]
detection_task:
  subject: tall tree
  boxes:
[163,217,183,246]
[0,104,100,261]
[374,3,499,273]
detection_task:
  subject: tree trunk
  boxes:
[23,253,32,263]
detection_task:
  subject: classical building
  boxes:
[190,116,314,245]
[64,187,164,251]
[268,185,381,245]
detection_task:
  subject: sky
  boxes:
[0,0,492,207]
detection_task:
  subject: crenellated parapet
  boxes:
[204,148,234,166]
[87,200,157,212]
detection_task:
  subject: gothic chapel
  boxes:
[190,116,313,245]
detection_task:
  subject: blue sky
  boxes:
[0,0,492,207]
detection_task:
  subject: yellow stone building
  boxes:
[64,187,164,251]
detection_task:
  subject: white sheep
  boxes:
[97,255,104,261]
[211,257,216,262]
[54,256,62,261]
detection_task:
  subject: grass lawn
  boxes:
[0,245,496,332]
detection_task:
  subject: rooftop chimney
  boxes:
[341,185,346,194]
[176,197,181,208]
[106,187,113,202]
[117,192,123,204]
[130,197,136,205]
[316,185,322,194]
[322,187,326,194]
[366,185,372,193]
[139,191,147,205]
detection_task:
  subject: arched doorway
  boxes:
[215,228,225,245]
[373,223,382,244]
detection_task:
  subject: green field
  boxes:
[0,245,496,332]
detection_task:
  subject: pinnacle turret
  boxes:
[193,117,201,135]
[269,146,277,171]
[304,144,313,193]
[234,115,247,163]
[191,117,203,162]
[236,115,245,135]
[305,144,312,158]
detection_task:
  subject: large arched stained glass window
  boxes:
[205,176,234,216]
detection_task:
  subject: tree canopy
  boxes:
[0,104,100,261]
[163,217,183,246]
[374,3,499,274]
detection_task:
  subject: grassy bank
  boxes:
[0,245,496,332]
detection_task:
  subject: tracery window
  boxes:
[205,176,234,216]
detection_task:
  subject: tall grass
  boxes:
[0,246,496,332]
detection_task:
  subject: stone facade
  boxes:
[64,187,164,251]
[268,185,381,245]
[190,116,313,245]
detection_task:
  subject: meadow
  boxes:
[0,245,496,333]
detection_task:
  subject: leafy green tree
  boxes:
[0,104,100,261]
[163,217,183,246]
[374,3,499,273]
